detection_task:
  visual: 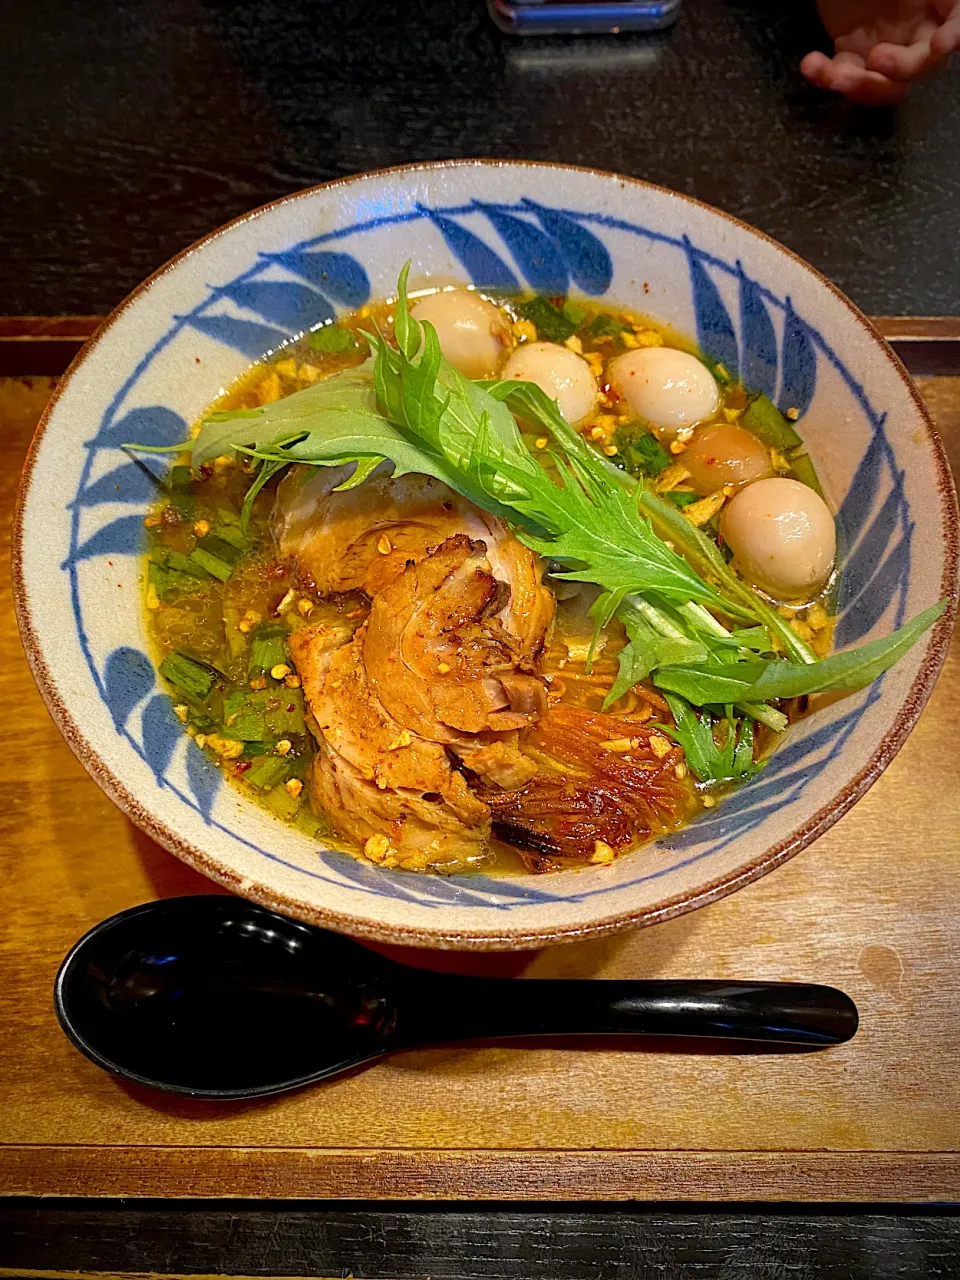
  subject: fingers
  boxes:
[865,40,939,81]
[931,5,960,57]
[800,50,909,105]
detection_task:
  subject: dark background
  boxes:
[1,0,958,317]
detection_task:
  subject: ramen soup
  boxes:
[133,271,940,875]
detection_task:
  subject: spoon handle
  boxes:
[401,978,858,1047]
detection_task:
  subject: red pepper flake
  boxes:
[234,761,252,774]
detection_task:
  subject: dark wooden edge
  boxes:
[1,317,958,378]
[2,1200,960,1280]
[0,318,102,376]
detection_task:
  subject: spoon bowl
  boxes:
[56,895,860,1099]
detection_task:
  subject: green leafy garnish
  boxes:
[658,693,765,785]
[517,296,576,343]
[561,299,587,327]
[667,490,699,507]
[309,325,360,353]
[589,312,629,339]
[613,428,671,478]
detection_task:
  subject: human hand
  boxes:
[801,0,960,104]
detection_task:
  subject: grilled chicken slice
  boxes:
[289,617,490,869]
[364,534,547,745]
[310,750,490,870]
[273,464,554,659]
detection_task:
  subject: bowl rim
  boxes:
[12,158,960,950]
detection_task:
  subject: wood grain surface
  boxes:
[2,371,959,1203]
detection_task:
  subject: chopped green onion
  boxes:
[589,312,629,339]
[309,325,359,353]
[741,394,803,450]
[164,550,209,578]
[159,652,215,699]
[213,523,248,551]
[265,689,306,737]
[789,451,825,498]
[264,783,303,819]
[187,547,234,581]
[561,299,587,327]
[245,755,293,790]
[196,533,244,567]
[222,690,267,741]
[667,490,699,508]
[248,627,288,676]
[517,296,576,343]
[615,429,671,478]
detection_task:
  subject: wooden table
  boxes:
[1,328,959,1212]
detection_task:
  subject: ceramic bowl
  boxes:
[14,161,958,949]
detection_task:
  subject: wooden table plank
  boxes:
[2,371,959,1202]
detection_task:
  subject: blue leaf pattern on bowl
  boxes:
[521,199,613,295]
[102,646,155,731]
[218,281,335,332]
[73,461,164,508]
[737,262,777,398]
[475,203,570,295]
[417,205,520,291]
[89,406,187,452]
[184,314,291,359]
[186,740,222,819]
[683,236,739,380]
[265,251,371,306]
[778,299,817,418]
[66,514,145,565]
[140,694,183,784]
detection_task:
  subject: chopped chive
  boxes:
[164,550,210,578]
[213,523,248,551]
[222,690,267,741]
[561,299,587,327]
[789,451,825,499]
[263,783,303,819]
[248,627,288,676]
[614,429,671,478]
[245,755,293,790]
[197,533,244,567]
[741,393,803,450]
[159,652,215,699]
[517,296,576,343]
[309,325,359,353]
[589,312,629,339]
[265,689,306,737]
[187,547,233,581]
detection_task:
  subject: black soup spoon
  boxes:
[55,895,859,1099]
